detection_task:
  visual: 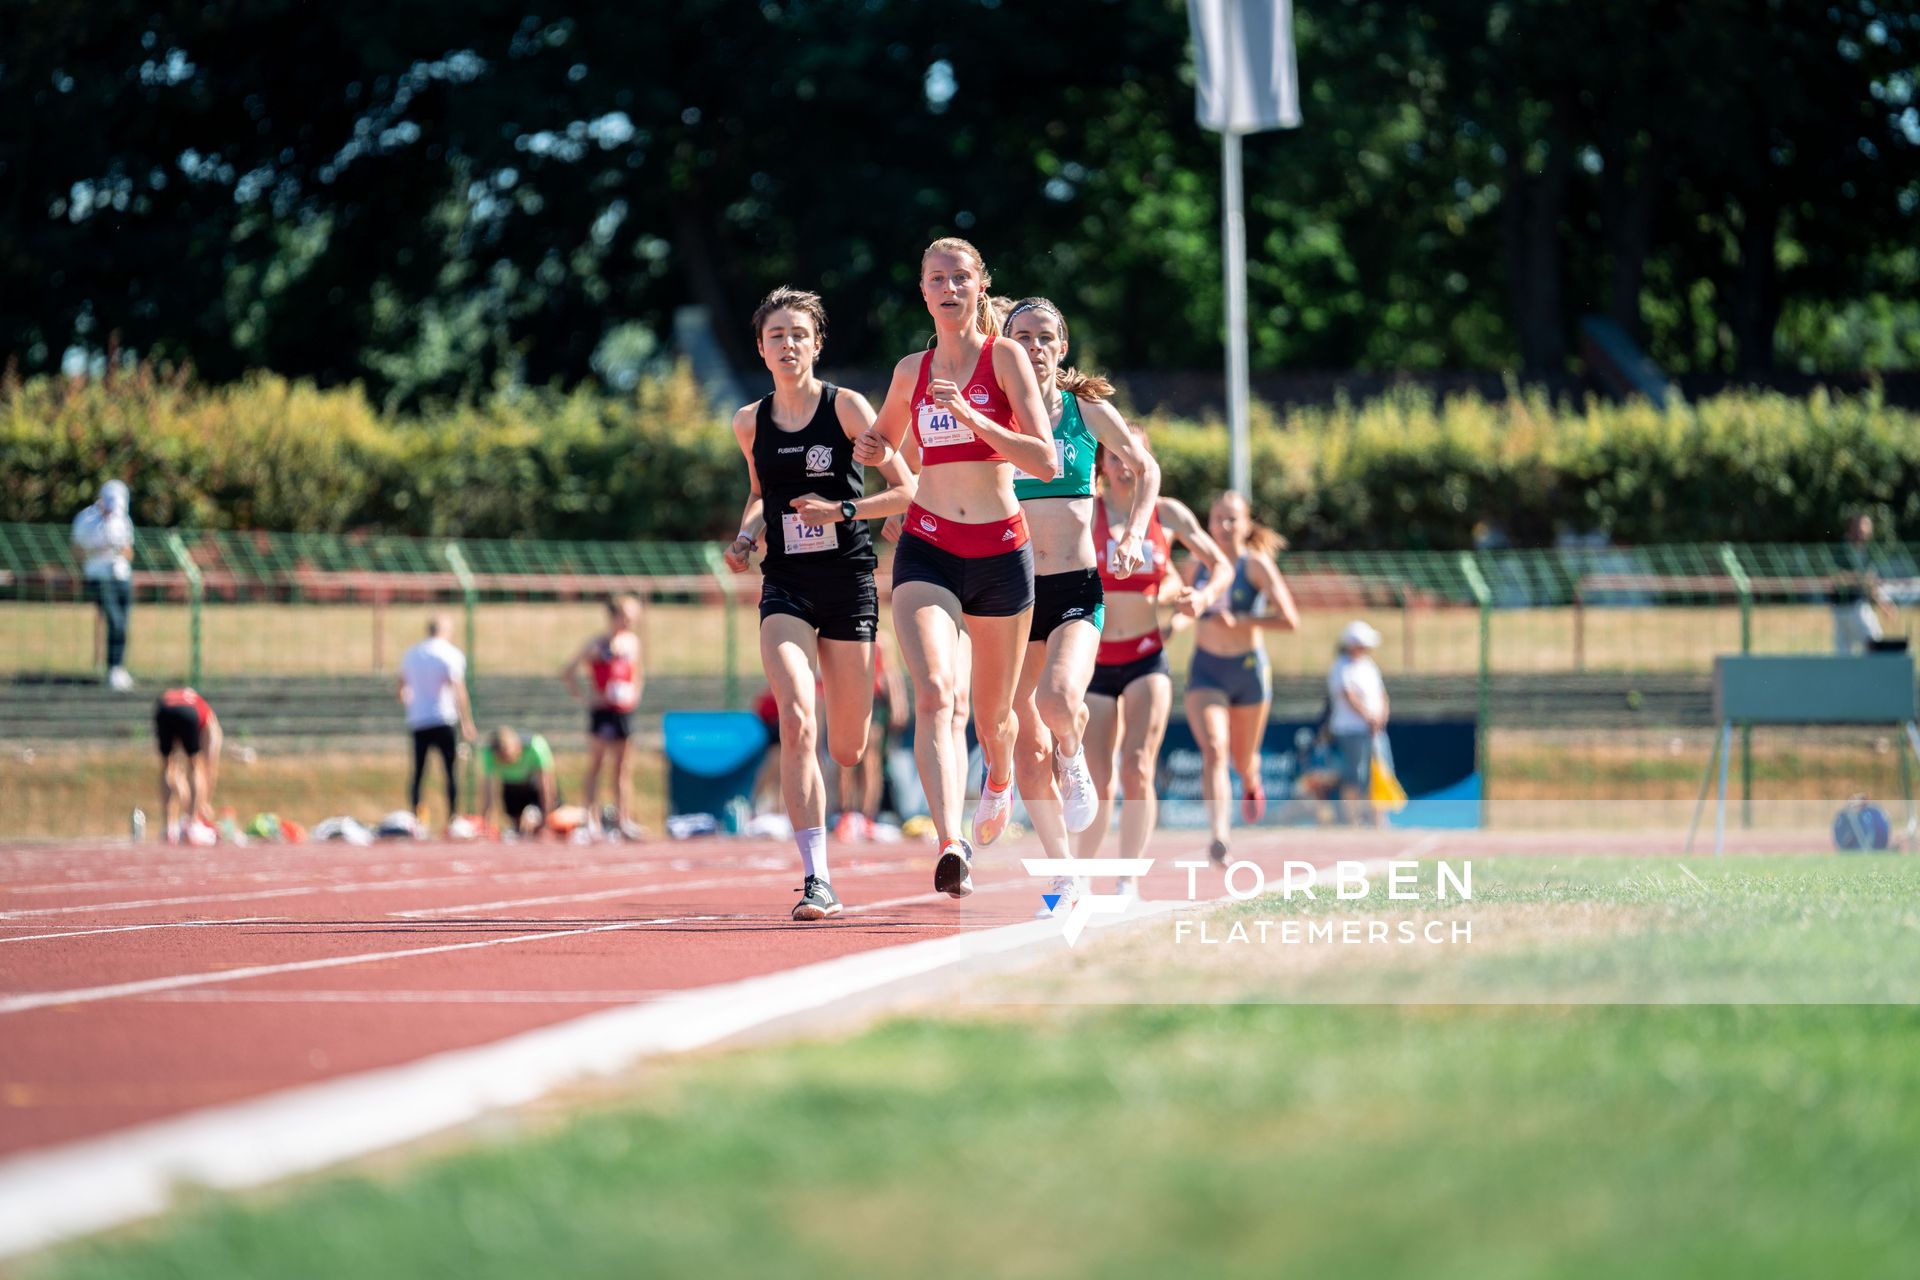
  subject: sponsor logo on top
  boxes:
[919,514,938,533]
[804,445,834,475]
[967,384,991,406]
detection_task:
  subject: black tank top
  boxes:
[752,384,875,572]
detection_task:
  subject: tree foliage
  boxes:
[2,0,1915,403]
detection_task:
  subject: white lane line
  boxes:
[0,918,282,945]
[139,990,679,1005]
[0,918,719,1016]
[0,895,1176,1258]
[0,853,801,899]
[0,859,722,917]
[0,877,1033,1017]
[387,860,920,918]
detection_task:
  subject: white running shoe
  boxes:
[1055,745,1098,834]
[107,666,135,692]
[972,774,1013,846]
[1115,876,1141,905]
[934,838,975,898]
[1036,874,1077,919]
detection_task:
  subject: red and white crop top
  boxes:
[1095,496,1173,594]
[911,339,1016,466]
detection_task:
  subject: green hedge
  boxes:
[4,365,1916,547]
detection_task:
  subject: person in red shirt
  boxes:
[561,595,645,839]
[153,687,223,841]
[1074,429,1233,897]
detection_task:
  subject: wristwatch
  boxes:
[840,499,858,522]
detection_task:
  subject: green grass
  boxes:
[26,858,1920,1279]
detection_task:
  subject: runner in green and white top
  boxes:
[1002,296,1161,914]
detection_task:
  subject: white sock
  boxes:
[797,826,828,881]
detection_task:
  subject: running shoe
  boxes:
[832,811,862,844]
[934,838,975,898]
[1208,837,1229,866]
[617,818,646,841]
[1115,876,1141,904]
[792,875,843,921]
[1241,783,1267,824]
[1036,873,1077,919]
[1056,746,1098,834]
[973,773,1014,846]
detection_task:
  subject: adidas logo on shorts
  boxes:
[1001,528,1016,542]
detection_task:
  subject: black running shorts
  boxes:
[760,566,880,643]
[1087,647,1171,700]
[891,534,1034,618]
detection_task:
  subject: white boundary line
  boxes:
[0,896,1180,1258]
[0,879,1031,1016]
[0,918,283,945]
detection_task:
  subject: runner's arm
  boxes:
[1159,499,1235,616]
[952,339,1053,479]
[1082,398,1159,576]
[725,405,766,572]
[853,357,919,468]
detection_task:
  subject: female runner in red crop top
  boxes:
[854,237,1055,900]
[1072,425,1233,898]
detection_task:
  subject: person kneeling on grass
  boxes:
[480,727,559,837]
[153,687,223,842]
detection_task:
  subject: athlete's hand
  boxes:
[1109,532,1144,580]
[722,534,754,573]
[1170,585,1204,618]
[790,494,841,524]
[852,428,893,467]
[880,514,904,544]
[928,378,962,409]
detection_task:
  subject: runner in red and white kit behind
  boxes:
[1073,427,1233,897]
[561,596,645,839]
[153,686,223,842]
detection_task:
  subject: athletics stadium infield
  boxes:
[0,824,1829,1255]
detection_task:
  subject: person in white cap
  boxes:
[71,479,137,691]
[1328,620,1390,825]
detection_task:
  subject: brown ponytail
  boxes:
[1001,296,1117,401]
[1209,490,1288,557]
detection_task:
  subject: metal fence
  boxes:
[5,524,1916,827]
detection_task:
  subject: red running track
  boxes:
[0,825,1812,1160]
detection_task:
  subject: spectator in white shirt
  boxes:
[71,480,137,691]
[396,616,477,824]
[1328,620,1390,826]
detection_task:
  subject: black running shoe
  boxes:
[791,875,843,921]
[1208,838,1229,866]
[933,838,974,899]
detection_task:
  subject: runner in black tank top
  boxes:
[752,384,877,588]
[724,287,917,923]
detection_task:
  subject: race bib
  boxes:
[781,513,839,555]
[917,401,976,449]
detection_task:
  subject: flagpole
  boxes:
[1223,123,1250,499]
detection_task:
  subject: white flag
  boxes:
[1188,0,1301,133]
